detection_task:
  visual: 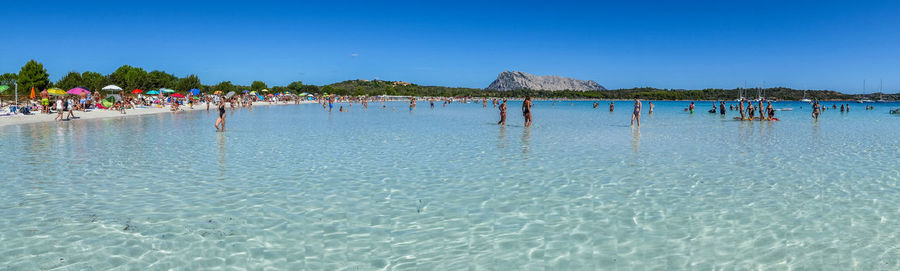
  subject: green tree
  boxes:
[250,81,267,92]
[55,71,83,91]
[148,70,177,89]
[124,68,149,91]
[213,81,236,93]
[175,74,202,92]
[286,81,303,92]
[0,73,17,88]
[108,65,134,87]
[80,71,107,92]
[17,59,51,91]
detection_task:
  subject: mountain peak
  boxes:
[487,71,605,91]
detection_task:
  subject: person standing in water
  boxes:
[812,100,820,120]
[739,100,746,120]
[719,101,726,115]
[522,97,533,127]
[648,101,654,114]
[215,100,226,132]
[766,102,775,120]
[688,102,695,114]
[609,101,614,112]
[498,99,507,125]
[631,97,642,126]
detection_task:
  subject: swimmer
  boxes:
[522,96,533,127]
[498,99,507,125]
[648,101,654,114]
[631,97,642,126]
[609,101,614,112]
[215,100,226,131]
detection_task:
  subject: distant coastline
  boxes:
[2,61,896,103]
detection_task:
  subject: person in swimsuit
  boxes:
[720,101,726,115]
[812,100,820,120]
[609,101,614,112]
[739,100,746,120]
[498,99,507,125]
[215,101,226,131]
[748,103,755,120]
[766,102,775,120]
[688,102,695,114]
[648,101,654,114]
[522,96,533,127]
[631,97,642,126]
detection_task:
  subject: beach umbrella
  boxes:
[189,89,201,96]
[242,90,250,93]
[30,87,36,99]
[171,93,185,98]
[48,88,67,96]
[261,89,269,92]
[0,85,8,93]
[67,87,89,95]
[225,91,236,98]
[132,89,143,94]
[102,85,123,92]
[145,90,160,95]
[213,91,222,95]
[160,88,175,93]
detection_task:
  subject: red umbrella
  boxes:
[132,89,143,94]
[170,93,185,98]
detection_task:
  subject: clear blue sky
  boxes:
[3,0,899,93]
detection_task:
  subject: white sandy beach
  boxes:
[0,100,316,128]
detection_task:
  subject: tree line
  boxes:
[2,60,895,101]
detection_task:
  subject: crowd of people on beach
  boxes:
[1,87,306,122]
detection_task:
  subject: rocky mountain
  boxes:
[486,71,605,91]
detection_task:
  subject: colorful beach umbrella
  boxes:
[132,89,143,94]
[261,89,269,92]
[145,90,160,95]
[102,85,123,92]
[0,85,8,93]
[171,93,185,98]
[249,91,257,95]
[242,90,250,93]
[67,87,89,95]
[225,91,236,98]
[160,88,175,93]
[213,91,222,95]
[48,88,67,96]
[30,87,36,99]
[189,89,201,95]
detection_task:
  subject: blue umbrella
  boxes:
[189,89,200,96]
[146,90,160,95]
[242,90,250,93]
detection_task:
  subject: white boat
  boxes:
[800,90,812,103]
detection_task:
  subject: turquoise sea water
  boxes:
[1,100,898,270]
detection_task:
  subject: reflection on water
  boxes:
[1,101,899,270]
[521,126,531,155]
[631,126,640,153]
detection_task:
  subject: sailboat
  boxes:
[877,80,888,102]
[857,80,874,103]
[800,89,812,103]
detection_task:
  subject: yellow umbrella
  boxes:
[214,91,222,94]
[48,88,67,96]
[261,89,269,92]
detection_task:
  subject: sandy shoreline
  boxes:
[0,101,316,128]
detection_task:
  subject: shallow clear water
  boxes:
[1,100,898,270]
